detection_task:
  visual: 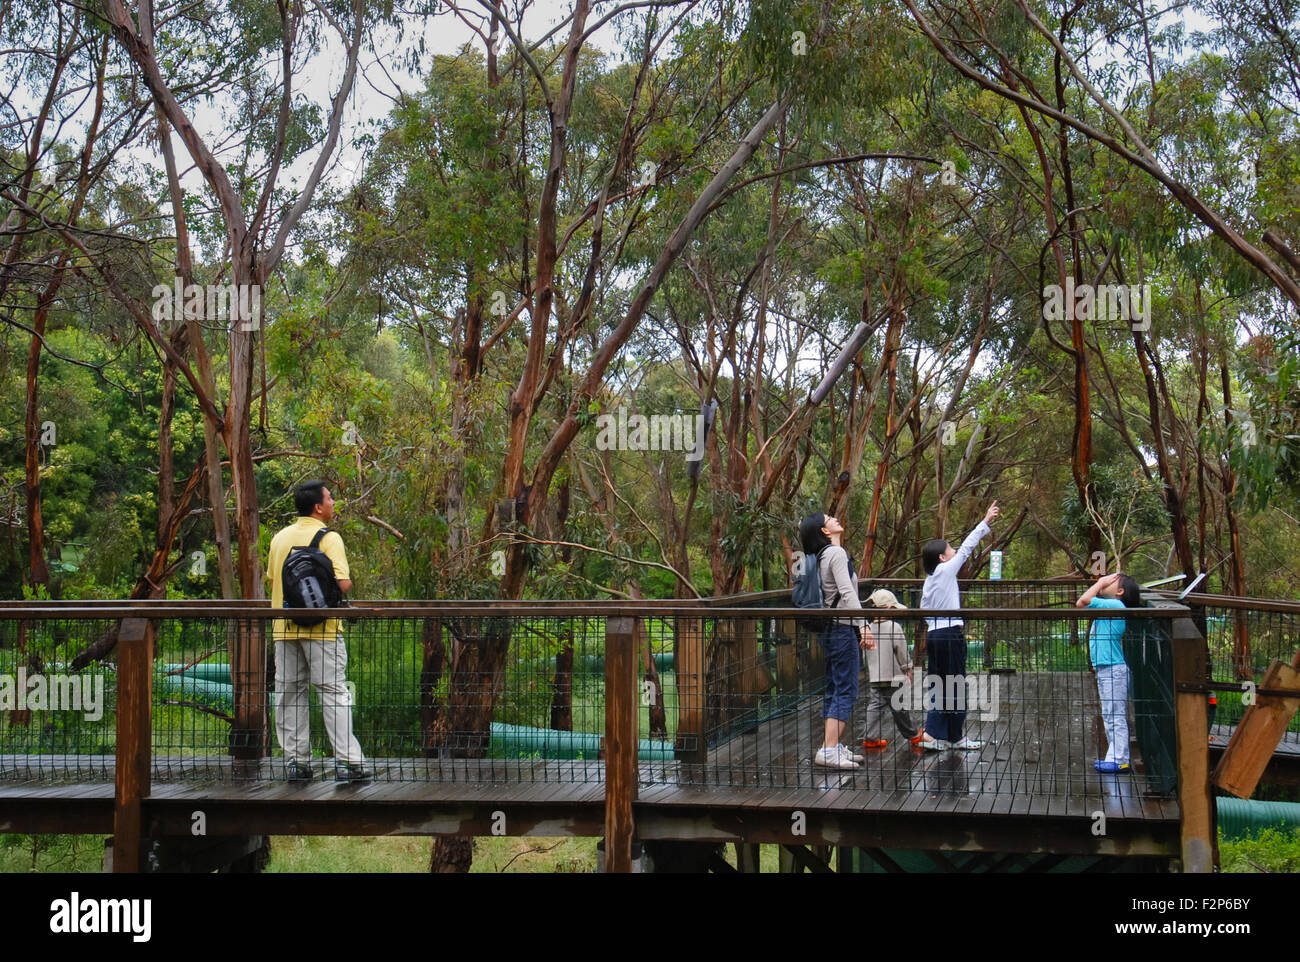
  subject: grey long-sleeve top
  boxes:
[817,545,867,627]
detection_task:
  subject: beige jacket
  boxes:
[863,619,911,685]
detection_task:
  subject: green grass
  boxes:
[0,834,107,872]
[1219,827,1300,873]
[267,835,598,872]
[5,831,1296,872]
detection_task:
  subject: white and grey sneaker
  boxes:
[951,737,984,751]
[814,746,861,769]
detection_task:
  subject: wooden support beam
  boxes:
[1213,648,1300,798]
[836,845,853,872]
[861,847,906,873]
[604,615,637,872]
[778,843,798,873]
[113,617,153,873]
[784,843,833,874]
[1171,613,1214,873]
[735,842,761,872]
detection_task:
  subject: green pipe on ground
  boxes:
[1216,797,1300,840]
[525,652,674,674]
[490,722,675,761]
[154,676,676,762]
[164,663,231,685]
[156,673,234,710]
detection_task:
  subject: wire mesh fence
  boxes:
[682,606,1184,804]
[0,597,1219,815]
[0,616,118,781]
[1189,598,1300,745]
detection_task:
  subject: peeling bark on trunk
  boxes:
[1133,325,1196,580]
[1219,357,1250,678]
[420,618,445,756]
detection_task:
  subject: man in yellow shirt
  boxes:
[266,480,368,782]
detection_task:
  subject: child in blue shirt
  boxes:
[1076,572,1143,773]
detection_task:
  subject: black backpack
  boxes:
[281,528,342,626]
[793,547,855,632]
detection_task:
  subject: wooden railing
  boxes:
[0,597,1232,872]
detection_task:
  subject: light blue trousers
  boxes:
[1096,662,1131,765]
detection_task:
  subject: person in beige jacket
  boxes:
[859,588,922,749]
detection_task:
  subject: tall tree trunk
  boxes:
[155,102,235,597]
[1132,325,1196,580]
[420,618,446,756]
[1219,356,1250,678]
[862,305,905,575]
[24,287,52,589]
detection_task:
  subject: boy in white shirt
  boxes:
[918,501,999,751]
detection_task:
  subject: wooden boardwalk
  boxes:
[0,672,1180,858]
[695,671,1178,822]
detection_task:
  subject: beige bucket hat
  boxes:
[867,588,907,609]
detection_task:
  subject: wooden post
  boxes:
[113,617,153,874]
[1171,612,1214,873]
[605,616,637,872]
[735,842,761,872]
[673,615,706,762]
[1214,647,1300,798]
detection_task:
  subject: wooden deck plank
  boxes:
[0,672,1183,837]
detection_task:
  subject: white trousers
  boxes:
[274,635,364,765]
[1096,662,1131,765]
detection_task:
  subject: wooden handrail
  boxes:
[0,602,1192,620]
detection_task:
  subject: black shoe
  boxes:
[335,763,372,783]
[287,761,314,782]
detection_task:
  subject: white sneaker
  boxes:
[920,736,951,751]
[951,737,983,750]
[814,746,861,769]
[842,744,866,763]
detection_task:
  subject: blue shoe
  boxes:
[1094,760,1130,774]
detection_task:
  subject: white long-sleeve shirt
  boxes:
[920,520,990,631]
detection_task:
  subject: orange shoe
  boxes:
[862,739,888,749]
[908,731,925,746]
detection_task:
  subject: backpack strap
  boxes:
[308,527,331,550]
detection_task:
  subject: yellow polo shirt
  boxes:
[267,517,349,641]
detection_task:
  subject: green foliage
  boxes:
[1219,827,1300,873]
[1062,463,1169,573]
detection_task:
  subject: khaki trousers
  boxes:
[274,634,364,765]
